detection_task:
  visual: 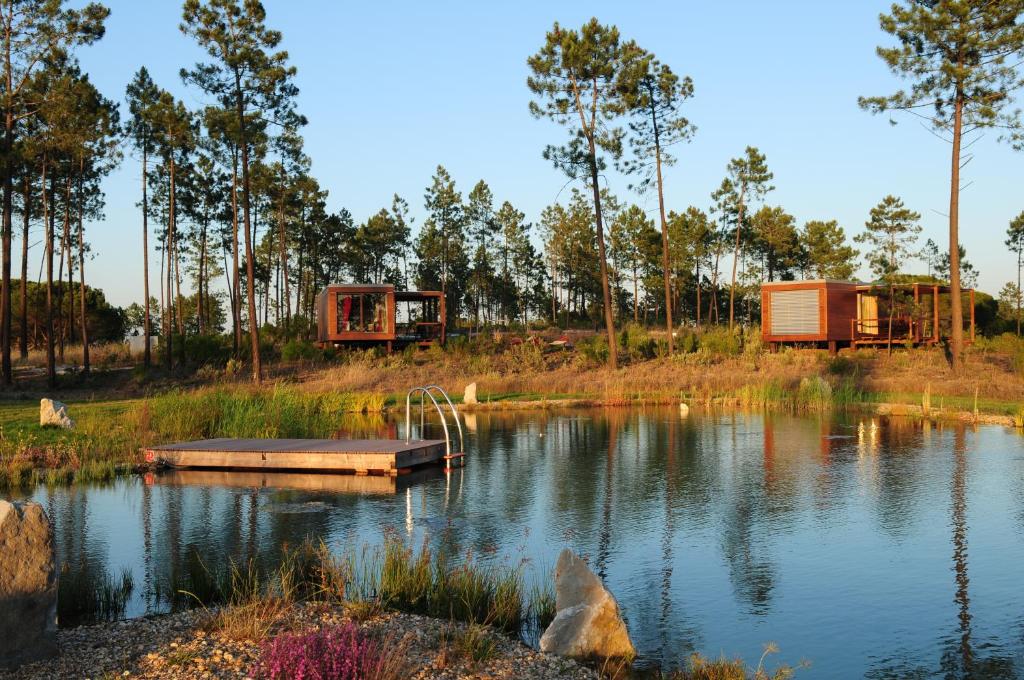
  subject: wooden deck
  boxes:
[145,437,450,475]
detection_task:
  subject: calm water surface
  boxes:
[6,407,1024,678]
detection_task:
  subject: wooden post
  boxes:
[969,289,975,343]
[933,285,939,343]
[913,284,920,344]
[828,340,837,356]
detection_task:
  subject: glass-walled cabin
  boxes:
[316,284,445,349]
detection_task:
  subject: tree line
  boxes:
[2,1,1023,385]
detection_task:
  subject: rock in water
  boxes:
[464,382,478,405]
[0,501,57,670]
[39,398,74,429]
[539,548,635,660]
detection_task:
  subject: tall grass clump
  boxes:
[377,536,526,634]
[130,385,386,444]
[665,643,800,679]
[795,376,833,411]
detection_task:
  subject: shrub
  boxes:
[620,324,657,361]
[698,326,741,356]
[281,339,320,362]
[575,334,609,366]
[254,624,382,680]
[676,329,699,354]
[826,355,856,376]
[185,334,232,367]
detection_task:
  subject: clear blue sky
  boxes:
[60,0,1023,309]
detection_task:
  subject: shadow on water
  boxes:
[7,407,1024,678]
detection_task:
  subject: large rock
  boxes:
[539,548,635,660]
[463,382,478,405]
[0,501,57,670]
[40,398,74,429]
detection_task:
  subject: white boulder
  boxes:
[464,382,478,405]
[39,398,74,429]
[539,548,635,660]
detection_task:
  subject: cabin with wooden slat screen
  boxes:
[761,279,975,352]
[761,280,858,351]
[316,284,445,351]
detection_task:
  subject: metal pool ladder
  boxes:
[405,385,465,467]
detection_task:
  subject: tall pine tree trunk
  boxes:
[948,89,964,370]
[235,74,261,383]
[19,172,28,359]
[165,159,174,370]
[1,76,12,385]
[76,161,89,372]
[587,141,617,369]
[142,145,151,367]
[42,157,54,386]
[230,154,242,355]
[651,102,673,354]
[728,188,745,331]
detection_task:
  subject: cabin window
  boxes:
[336,293,388,333]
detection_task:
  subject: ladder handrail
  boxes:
[421,384,464,455]
[404,387,452,456]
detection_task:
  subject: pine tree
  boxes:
[860,0,1024,369]
[618,44,695,352]
[750,206,800,282]
[125,67,161,367]
[855,195,922,351]
[711,148,773,329]
[800,220,858,280]
[0,0,107,384]
[528,18,627,368]
[182,0,305,383]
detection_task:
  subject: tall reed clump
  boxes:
[666,643,800,679]
[376,536,526,634]
[57,563,135,627]
[795,376,832,411]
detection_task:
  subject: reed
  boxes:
[57,562,134,627]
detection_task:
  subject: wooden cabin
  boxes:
[316,284,445,350]
[761,280,974,352]
[761,280,858,352]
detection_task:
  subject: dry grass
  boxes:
[288,343,1024,412]
[15,342,142,369]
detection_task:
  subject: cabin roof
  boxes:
[761,279,861,287]
[321,283,395,294]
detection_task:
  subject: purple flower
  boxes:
[254,623,383,680]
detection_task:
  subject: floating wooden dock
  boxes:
[145,437,451,476]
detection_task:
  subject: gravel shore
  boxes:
[5,604,599,680]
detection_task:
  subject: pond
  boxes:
[5,407,1024,678]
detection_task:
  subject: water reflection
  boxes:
[5,407,1024,678]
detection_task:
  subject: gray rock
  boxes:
[39,398,74,429]
[464,382,478,405]
[539,548,635,660]
[0,501,58,670]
